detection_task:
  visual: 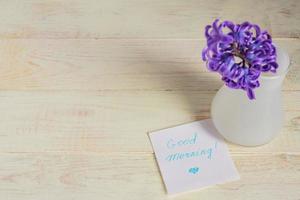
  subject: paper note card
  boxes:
[149,119,239,195]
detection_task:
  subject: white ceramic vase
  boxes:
[211,46,290,146]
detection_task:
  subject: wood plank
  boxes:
[0,152,299,200]
[0,1,298,199]
[0,90,299,153]
[0,39,299,91]
[0,0,299,39]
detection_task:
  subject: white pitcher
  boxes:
[211,46,290,146]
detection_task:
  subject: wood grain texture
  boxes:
[0,0,299,199]
[0,39,299,91]
[0,90,299,153]
[0,153,299,200]
[0,0,299,39]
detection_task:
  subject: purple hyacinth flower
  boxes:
[202,19,278,99]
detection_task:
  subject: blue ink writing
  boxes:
[166,147,213,161]
[167,133,198,149]
[165,141,218,162]
[188,167,200,174]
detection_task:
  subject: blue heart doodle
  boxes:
[188,167,200,174]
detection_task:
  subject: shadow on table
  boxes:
[130,43,222,121]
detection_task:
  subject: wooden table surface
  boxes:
[0,1,299,199]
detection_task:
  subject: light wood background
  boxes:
[0,0,299,200]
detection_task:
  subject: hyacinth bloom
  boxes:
[202,19,278,99]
